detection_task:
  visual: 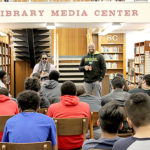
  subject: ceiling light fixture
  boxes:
[0,31,7,37]
[46,23,56,29]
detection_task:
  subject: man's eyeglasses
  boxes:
[42,58,47,60]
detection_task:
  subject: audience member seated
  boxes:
[101,76,130,106]
[41,70,61,105]
[24,78,50,108]
[2,90,57,150]
[0,88,19,141]
[129,74,150,96]
[47,81,90,150]
[82,102,124,150]
[116,73,129,92]
[113,93,150,150]
[77,85,101,112]
[32,72,41,81]
[77,85,101,139]
[0,70,7,89]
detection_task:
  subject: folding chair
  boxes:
[0,141,52,150]
[89,112,99,139]
[0,115,14,132]
[54,117,88,146]
[37,108,48,115]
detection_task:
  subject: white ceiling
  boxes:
[0,23,150,34]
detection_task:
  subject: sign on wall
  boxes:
[0,3,150,22]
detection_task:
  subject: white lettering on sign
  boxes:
[107,35,118,42]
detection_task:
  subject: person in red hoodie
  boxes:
[47,81,90,150]
[0,87,19,141]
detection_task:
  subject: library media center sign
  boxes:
[0,3,150,22]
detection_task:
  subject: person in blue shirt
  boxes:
[2,90,57,150]
[82,102,124,150]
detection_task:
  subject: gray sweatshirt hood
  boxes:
[43,80,59,89]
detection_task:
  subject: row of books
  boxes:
[101,46,120,53]
[0,47,9,55]
[106,63,117,69]
[135,55,145,64]
[135,46,144,54]
[145,51,150,74]
[0,57,10,65]
[103,54,119,60]
[128,76,134,83]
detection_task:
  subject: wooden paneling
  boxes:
[15,61,32,97]
[57,28,87,56]
[102,75,110,96]
[92,34,98,51]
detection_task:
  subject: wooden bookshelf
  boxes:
[0,41,11,92]
[127,59,134,85]
[98,33,126,80]
[134,41,150,84]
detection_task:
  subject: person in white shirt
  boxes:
[32,53,55,78]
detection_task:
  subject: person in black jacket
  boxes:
[79,43,106,98]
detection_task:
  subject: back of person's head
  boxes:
[115,73,129,92]
[111,76,124,89]
[0,87,9,96]
[76,85,86,96]
[61,81,76,96]
[49,70,60,81]
[116,73,124,78]
[143,74,150,86]
[125,93,150,128]
[24,78,41,92]
[0,70,6,80]
[99,102,124,133]
[17,90,40,112]
[32,73,40,80]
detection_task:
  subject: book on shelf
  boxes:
[103,54,119,60]
[145,51,150,74]
[136,46,139,54]
[101,46,120,53]
[106,62,117,69]
[140,46,144,54]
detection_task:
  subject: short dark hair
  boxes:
[76,85,86,96]
[125,93,150,127]
[0,70,6,79]
[24,78,41,92]
[143,74,150,86]
[99,102,124,133]
[116,73,124,78]
[111,76,124,89]
[61,81,76,96]
[17,90,40,111]
[32,73,40,80]
[0,87,9,96]
[49,70,60,81]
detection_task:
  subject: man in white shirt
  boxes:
[32,53,55,80]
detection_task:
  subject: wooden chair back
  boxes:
[0,115,13,132]
[90,112,99,139]
[0,142,52,150]
[37,108,48,115]
[54,117,88,142]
